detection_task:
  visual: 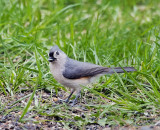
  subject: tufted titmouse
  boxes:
[48,45,136,106]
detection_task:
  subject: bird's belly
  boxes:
[58,76,90,89]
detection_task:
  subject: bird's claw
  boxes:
[69,99,78,106]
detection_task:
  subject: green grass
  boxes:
[1,0,160,128]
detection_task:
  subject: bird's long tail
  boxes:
[107,67,136,74]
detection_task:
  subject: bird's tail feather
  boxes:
[107,67,136,74]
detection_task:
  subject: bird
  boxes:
[48,45,136,106]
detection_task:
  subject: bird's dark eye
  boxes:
[56,51,59,55]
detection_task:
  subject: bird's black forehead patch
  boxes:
[49,52,54,57]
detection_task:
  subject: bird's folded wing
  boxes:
[63,58,108,79]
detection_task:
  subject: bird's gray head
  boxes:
[48,45,66,62]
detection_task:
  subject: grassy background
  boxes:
[0,0,160,128]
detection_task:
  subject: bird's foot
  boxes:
[69,90,81,106]
[64,98,70,103]
[69,99,78,107]
[55,98,72,104]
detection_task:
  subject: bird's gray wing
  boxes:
[63,58,109,79]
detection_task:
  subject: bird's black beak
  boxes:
[48,57,56,62]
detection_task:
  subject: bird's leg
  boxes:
[65,89,75,103]
[70,89,81,106]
